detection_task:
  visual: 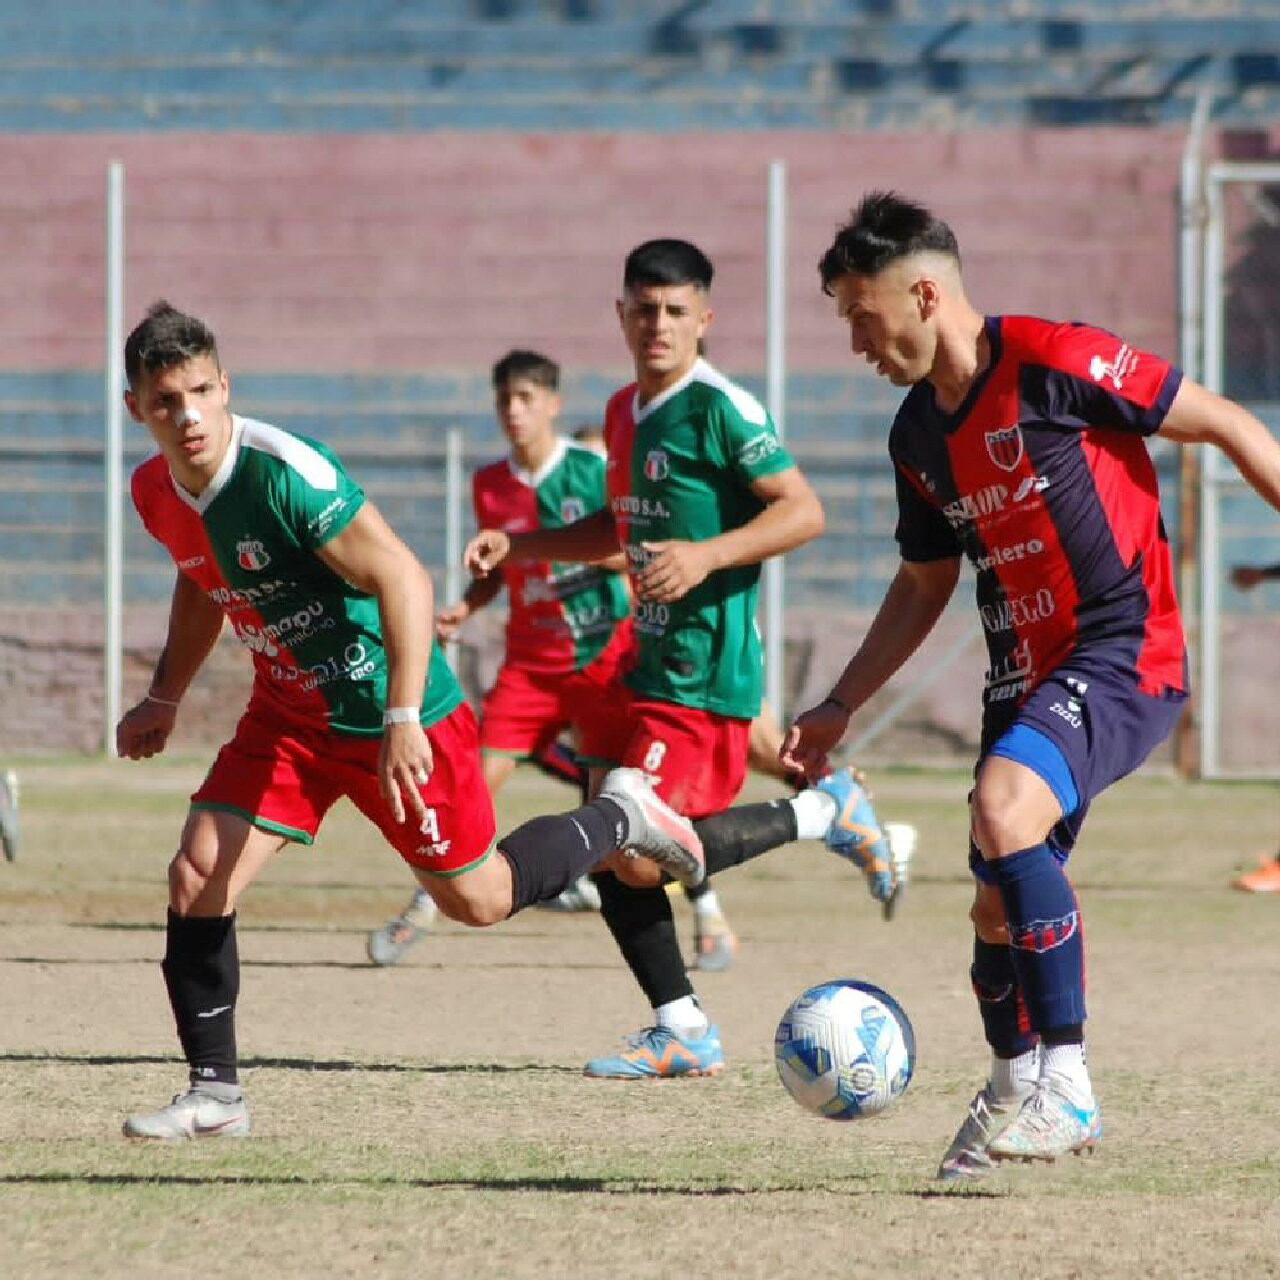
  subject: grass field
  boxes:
[2,757,1279,1278]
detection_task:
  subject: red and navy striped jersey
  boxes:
[890,315,1187,705]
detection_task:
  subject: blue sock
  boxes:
[989,843,1086,1032]
[971,937,1038,1058]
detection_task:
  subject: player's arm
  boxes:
[782,556,961,779]
[1157,378,1280,512]
[636,466,825,604]
[466,508,620,577]
[116,573,224,760]
[437,571,504,641]
[316,502,435,824]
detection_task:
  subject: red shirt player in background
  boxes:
[367,350,633,964]
[785,191,1280,1177]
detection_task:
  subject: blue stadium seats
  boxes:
[0,3,1278,130]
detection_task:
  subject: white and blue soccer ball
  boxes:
[774,979,916,1120]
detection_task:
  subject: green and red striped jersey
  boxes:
[131,415,462,735]
[604,359,794,718]
[473,438,629,675]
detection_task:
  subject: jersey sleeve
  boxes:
[1017,320,1183,436]
[712,389,795,484]
[274,436,365,551]
[893,461,962,562]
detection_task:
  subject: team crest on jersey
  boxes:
[984,426,1024,472]
[560,497,585,523]
[236,538,271,571]
[643,450,669,481]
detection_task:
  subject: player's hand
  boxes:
[781,700,852,782]
[636,540,715,603]
[115,697,178,760]
[379,721,435,825]
[464,529,511,578]
[435,601,470,643]
[1231,565,1265,590]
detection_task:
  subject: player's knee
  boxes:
[168,847,213,914]
[970,785,1040,860]
[434,884,509,928]
[970,885,1008,943]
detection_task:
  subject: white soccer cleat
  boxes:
[599,767,705,888]
[123,1087,250,1140]
[987,1081,1103,1163]
[535,875,602,913]
[935,1084,1025,1183]
[367,888,438,966]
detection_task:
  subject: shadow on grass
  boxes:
[0,1170,1003,1198]
[0,1051,580,1075]
[0,955,614,971]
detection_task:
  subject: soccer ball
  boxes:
[774,979,915,1120]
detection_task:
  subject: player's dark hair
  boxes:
[492,349,559,391]
[623,239,714,292]
[818,191,960,295]
[124,300,220,389]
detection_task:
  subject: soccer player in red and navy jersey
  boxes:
[785,192,1280,1175]
[114,302,706,1140]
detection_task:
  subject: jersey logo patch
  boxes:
[1089,343,1137,390]
[984,426,1024,472]
[236,538,271,571]
[560,497,585,523]
[644,450,669,481]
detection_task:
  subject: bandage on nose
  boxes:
[176,406,202,428]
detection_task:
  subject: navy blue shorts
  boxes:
[968,659,1186,882]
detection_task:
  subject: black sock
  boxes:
[499,797,628,913]
[161,909,240,1088]
[971,936,1038,1059]
[593,870,693,1009]
[694,800,798,876]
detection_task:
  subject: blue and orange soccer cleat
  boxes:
[583,1024,725,1079]
[816,767,908,916]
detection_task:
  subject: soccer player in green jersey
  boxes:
[115,301,708,1138]
[463,241,911,1078]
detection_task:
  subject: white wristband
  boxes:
[146,691,181,708]
[383,706,420,726]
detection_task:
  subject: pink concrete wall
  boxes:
[0,128,1192,378]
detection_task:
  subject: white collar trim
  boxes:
[169,415,244,515]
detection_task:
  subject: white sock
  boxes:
[654,996,708,1038]
[691,888,723,918]
[789,789,838,840]
[404,888,438,927]
[1041,1042,1093,1104]
[990,1047,1040,1102]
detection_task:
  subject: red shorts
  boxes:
[612,696,751,820]
[191,701,497,876]
[480,622,634,762]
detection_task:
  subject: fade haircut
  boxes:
[124,300,220,389]
[623,239,714,292]
[492,349,559,391]
[818,192,960,295]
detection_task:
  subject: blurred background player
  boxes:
[367,349,633,964]
[786,191,1280,1177]
[466,238,913,1079]
[1228,559,1280,892]
[115,302,706,1139]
